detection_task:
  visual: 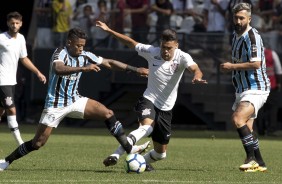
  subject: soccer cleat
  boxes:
[244,165,267,173]
[239,159,259,171]
[145,163,155,172]
[256,165,267,172]
[0,159,9,171]
[103,156,118,167]
[135,141,151,154]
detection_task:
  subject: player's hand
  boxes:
[192,78,208,84]
[96,21,110,31]
[220,62,233,73]
[136,67,149,78]
[84,64,101,72]
[37,72,47,84]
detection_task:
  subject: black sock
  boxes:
[105,116,132,153]
[5,140,36,164]
[237,125,255,159]
[252,132,265,166]
[128,134,137,145]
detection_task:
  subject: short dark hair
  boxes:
[67,28,88,40]
[7,11,22,21]
[160,29,178,42]
[232,2,252,16]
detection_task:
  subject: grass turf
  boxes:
[1,123,282,183]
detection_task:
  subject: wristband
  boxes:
[125,65,138,73]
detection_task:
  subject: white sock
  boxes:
[111,125,153,159]
[143,149,166,164]
[7,115,24,145]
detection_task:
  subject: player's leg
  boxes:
[246,118,267,172]
[103,97,155,166]
[251,131,267,172]
[143,142,167,171]
[109,120,154,159]
[84,98,138,154]
[0,86,24,145]
[143,108,171,171]
[0,124,53,171]
[232,101,258,170]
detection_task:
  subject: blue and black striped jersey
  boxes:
[231,28,270,93]
[44,47,102,108]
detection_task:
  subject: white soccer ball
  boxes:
[124,153,146,174]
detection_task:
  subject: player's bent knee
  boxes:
[32,141,46,150]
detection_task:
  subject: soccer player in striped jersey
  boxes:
[220,3,270,172]
[96,20,207,171]
[0,27,150,171]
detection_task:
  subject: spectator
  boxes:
[72,4,96,50]
[203,0,229,33]
[256,46,282,136]
[171,0,195,29]
[202,0,229,54]
[109,0,129,49]
[34,0,53,48]
[125,0,150,43]
[92,0,111,48]
[150,0,173,44]
[52,0,73,47]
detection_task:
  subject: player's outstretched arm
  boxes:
[101,58,148,77]
[53,61,101,75]
[96,21,139,49]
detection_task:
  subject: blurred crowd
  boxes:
[33,0,282,50]
[31,0,282,135]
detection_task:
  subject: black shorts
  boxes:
[134,96,172,145]
[0,85,16,108]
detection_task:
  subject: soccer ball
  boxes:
[124,154,146,174]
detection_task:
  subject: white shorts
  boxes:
[39,97,88,128]
[232,90,269,119]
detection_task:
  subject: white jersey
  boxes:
[0,32,27,85]
[135,43,196,111]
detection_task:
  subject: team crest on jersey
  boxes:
[171,60,179,72]
[142,108,151,116]
[5,97,13,106]
[47,114,55,122]
[251,44,257,53]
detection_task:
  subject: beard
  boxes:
[234,24,247,35]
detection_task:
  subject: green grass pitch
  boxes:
[1,123,282,184]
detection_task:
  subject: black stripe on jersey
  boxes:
[248,29,257,58]
[71,58,81,103]
[53,48,63,60]
[53,49,66,108]
[243,41,249,61]
[248,29,261,90]
[54,77,62,108]
[260,47,269,91]
[245,70,251,90]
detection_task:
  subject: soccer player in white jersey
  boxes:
[220,3,270,172]
[0,11,47,146]
[96,20,207,171]
[0,27,150,171]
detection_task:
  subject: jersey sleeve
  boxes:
[19,35,28,58]
[181,51,196,68]
[249,29,263,62]
[83,51,103,65]
[135,43,154,61]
